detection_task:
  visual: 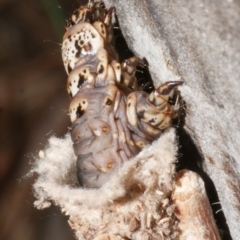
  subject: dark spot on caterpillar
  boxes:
[137,110,145,118]
[85,10,93,22]
[69,20,75,28]
[120,75,124,83]
[160,88,170,95]
[149,118,155,123]
[78,74,85,88]
[102,30,105,35]
[80,40,84,45]
[75,40,82,58]
[82,101,85,104]
[76,104,85,118]
[106,98,113,106]
[70,83,72,86]
[117,65,120,70]
[83,69,86,73]
[67,64,72,74]
[98,65,104,74]
[91,33,95,38]
[128,103,131,107]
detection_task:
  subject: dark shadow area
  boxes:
[113,15,155,94]
[34,205,74,240]
[175,126,233,240]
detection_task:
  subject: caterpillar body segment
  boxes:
[62,1,183,188]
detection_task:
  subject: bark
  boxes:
[172,170,221,240]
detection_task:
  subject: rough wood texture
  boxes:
[104,0,240,239]
[172,170,221,240]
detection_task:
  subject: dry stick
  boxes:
[172,170,221,240]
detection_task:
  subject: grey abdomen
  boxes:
[71,86,146,188]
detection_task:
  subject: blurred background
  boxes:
[0,0,88,239]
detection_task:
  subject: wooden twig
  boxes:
[172,170,221,240]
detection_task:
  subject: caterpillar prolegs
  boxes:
[62,1,183,188]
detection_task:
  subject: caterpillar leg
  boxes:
[93,7,115,40]
[112,57,145,90]
[126,81,183,138]
[121,57,145,90]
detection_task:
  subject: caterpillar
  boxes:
[62,0,183,188]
